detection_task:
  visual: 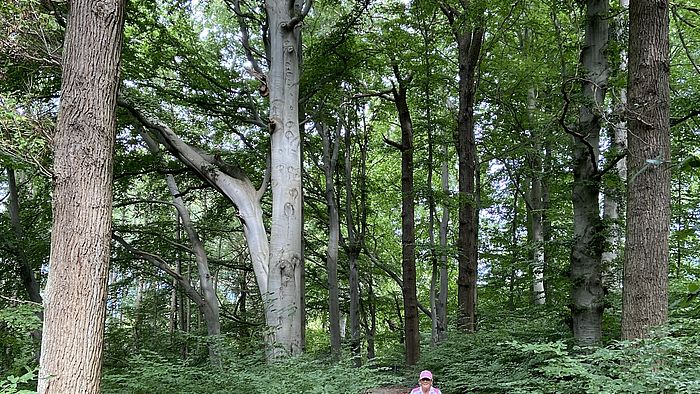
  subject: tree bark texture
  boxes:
[392,75,420,365]
[570,0,609,347]
[455,26,484,332]
[622,0,670,340]
[38,1,125,392]
[264,0,305,358]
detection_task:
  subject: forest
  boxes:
[1,0,700,393]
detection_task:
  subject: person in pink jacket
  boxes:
[410,370,442,394]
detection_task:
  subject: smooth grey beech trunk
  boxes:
[38,1,125,392]
[165,175,222,365]
[602,0,629,288]
[571,0,609,347]
[525,87,546,305]
[263,0,307,358]
[622,0,670,340]
[134,129,222,364]
[319,122,342,357]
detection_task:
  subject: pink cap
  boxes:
[419,370,433,380]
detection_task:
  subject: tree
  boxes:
[318,120,342,357]
[38,0,125,392]
[569,0,609,347]
[440,0,485,331]
[263,0,311,358]
[385,63,420,365]
[622,0,671,340]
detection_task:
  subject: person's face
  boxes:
[419,377,432,390]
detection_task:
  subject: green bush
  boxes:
[102,350,402,394]
[416,316,700,393]
[0,303,41,378]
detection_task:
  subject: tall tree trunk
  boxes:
[417,2,441,347]
[440,1,485,332]
[452,17,484,332]
[38,1,125,392]
[570,0,609,347]
[622,0,670,340]
[509,178,520,311]
[319,122,342,358]
[437,149,450,342]
[602,0,629,289]
[264,0,308,358]
[389,65,419,365]
[360,269,377,361]
[6,168,42,304]
[526,86,546,305]
[344,108,363,366]
[7,167,42,361]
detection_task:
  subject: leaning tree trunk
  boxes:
[570,0,609,347]
[38,1,125,392]
[137,128,222,363]
[165,175,221,365]
[622,0,670,340]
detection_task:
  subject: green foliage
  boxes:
[416,317,700,394]
[0,367,37,394]
[0,303,41,378]
[102,350,401,394]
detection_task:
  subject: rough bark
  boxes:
[390,67,419,365]
[439,1,484,332]
[622,0,670,340]
[570,0,609,347]
[452,14,484,332]
[38,1,125,392]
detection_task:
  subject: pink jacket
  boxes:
[410,388,442,394]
